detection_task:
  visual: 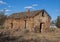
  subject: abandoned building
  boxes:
[4,9,51,32]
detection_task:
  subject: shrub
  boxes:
[22,29,29,33]
[0,26,4,29]
[56,16,60,28]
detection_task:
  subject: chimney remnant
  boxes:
[27,9,30,14]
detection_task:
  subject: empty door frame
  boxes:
[40,22,44,32]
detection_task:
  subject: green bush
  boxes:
[50,28,56,32]
[0,26,4,29]
[22,29,29,33]
[56,16,60,28]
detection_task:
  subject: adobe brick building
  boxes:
[4,9,51,32]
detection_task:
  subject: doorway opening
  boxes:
[11,23,13,28]
[40,23,44,32]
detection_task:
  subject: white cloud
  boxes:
[0,9,11,12]
[8,6,12,8]
[55,9,60,13]
[24,4,38,9]
[55,9,59,12]
[32,4,38,6]
[5,9,11,12]
[0,1,7,4]
[24,6,33,9]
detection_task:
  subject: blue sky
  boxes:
[0,0,60,20]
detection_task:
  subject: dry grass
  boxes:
[0,28,60,42]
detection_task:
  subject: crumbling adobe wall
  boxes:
[26,18,34,32]
[3,18,25,31]
[33,12,51,32]
[3,12,51,33]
